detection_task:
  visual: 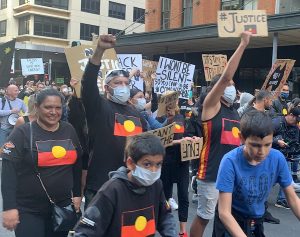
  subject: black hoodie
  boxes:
[74,167,177,237]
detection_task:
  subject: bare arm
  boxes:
[218,192,247,237]
[202,32,251,121]
[284,185,300,220]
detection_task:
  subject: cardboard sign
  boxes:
[142,59,158,90]
[181,138,203,161]
[146,123,175,147]
[202,54,227,81]
[261,59,295,98]
[155,57,195,99]
[157,91,180,117]
[218,10,268,37]
[21,58,44,76]
[65,45,119,97]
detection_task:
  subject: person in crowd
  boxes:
[288,97,300,111]
[0,85,27,147]
[14,94,37,127]
[36,82,46,92]
[1,88,82,237]
[190,32,252,237]
[80,34,147,208]
[242,90,273,115]
[213,110,300,237]
[272,107,300,209]
[73,133,177,237]
[237,92,254,117]
[269,83,290,118]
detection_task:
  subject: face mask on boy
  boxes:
[132,165,161,186]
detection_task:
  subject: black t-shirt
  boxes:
[1,121,82,213]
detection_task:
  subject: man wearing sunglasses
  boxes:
[81,35,147,208]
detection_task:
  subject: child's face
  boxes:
[241,135,273,163]
[127,155,163,173]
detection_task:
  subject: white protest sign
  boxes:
[118,54,142,71]
[181,138,203,161]
[21,58,44,76]
[146,123,175,147]
[218,10,268,37]
[155,57,195,99]
[202,54,227,81]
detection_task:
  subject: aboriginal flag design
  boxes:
[36,139,77,167]
[244,25,257,34]
[174,122,184,134]
[121,206,156,237]
[220,118,240,146]
[114,113,142,137]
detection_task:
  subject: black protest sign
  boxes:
[261,59,295,98]
[218,10,268,37]
[145,123,175,147]
[202,54,227,81]
[181,138,203,162]
[0,39,16,87]
[154,57,195,99]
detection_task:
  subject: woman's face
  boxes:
[131,91,144,105]
[36,96,62,127]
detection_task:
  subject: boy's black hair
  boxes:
[240,110,273,139]
[125,133,165,163]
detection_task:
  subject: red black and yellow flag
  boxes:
[36,139,77,167]
[220,118,240,146]
[114,113,142,137]
[174,122,185,134]
[121,206,156,237]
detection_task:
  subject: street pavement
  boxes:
[0,161,299,237]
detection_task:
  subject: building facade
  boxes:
[0,0,145,83]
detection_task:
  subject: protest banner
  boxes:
[202,54,227,81]
[154,57,195,99]
[157,91,180,117]
[261,59,296,98]
[217,10,268,37]
[65,45,119,97]
[146,123,175,147]
[21,58,44,76]
[181,138,203,162]
[142,59,158,90]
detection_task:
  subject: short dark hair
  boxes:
[35,88,64,106]
[255,90,272,102]
[240,110,273,139]
[125,133,165,163]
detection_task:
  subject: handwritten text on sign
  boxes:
[146,123,175,147]
[181,138,203,162]
[117,54,142,71]
[218,10,268,37]
[202,54,227,81]
[157,91,180,117]
[21,58,44,76]
[155,57,195,99]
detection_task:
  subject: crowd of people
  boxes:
[0,32,300,237]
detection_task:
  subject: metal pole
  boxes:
[272,0,280,64]
[48,59,52,82]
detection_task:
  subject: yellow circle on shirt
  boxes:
[232,127,240,138]
[135,216,147,231]
[124,120,135,132]
[52,146,67,159]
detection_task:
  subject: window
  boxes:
[221,0,241,10]
[19,16,30,35]
[0,20,6,37]
[35,0,69,10]
[183,0,193,27]
[109,1,126,20]
[34,16,67,39]
[161,0,170,29]
[133,7,145,23]
[80,23,99,41]
[280,0,300,13]
[19,0,30,5]
[81,0,100,14]
[0,0,7,9]
[108,28,124,36]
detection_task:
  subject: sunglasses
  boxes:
[106,69,129,79]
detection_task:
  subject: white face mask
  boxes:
[109,85,130,104]
[132,165,161,186]
[223,85,236,105]
[134,98,146,111]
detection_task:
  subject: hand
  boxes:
[2,209,19,231]
[97,34,116,51]
[240,31,252,46]
[70,78,79,88]
[278,140,287,148]
[11,108,20,114]
[72,197,82,213]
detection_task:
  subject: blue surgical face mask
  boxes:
[109,85,130,104]
[223,85,236,105]
[132,165,161,186]
[134,98,146,111]
[280,92,289,99]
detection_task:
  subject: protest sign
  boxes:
[218,10,268,37]
[157,91,180,117]
[202,54,227,81]
[154,57,195,99]
[181,138,203,162]
[65,45,119,97]
[118,54,142,71]
[261,59,295,98]
[142,59,158,90]
[21,58,44,76]
[146,123,175,147]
